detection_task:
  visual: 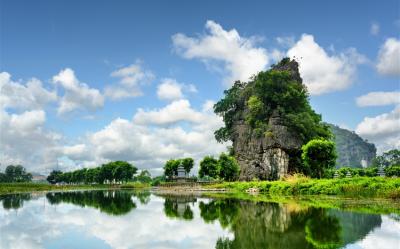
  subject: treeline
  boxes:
[47,161,137,184]
[0,165,32,183]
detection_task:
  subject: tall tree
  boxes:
[199,156,219,178]
[302,139,337,178]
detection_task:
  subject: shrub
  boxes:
[385,165,400,177]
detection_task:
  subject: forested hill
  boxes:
[329,124,376,168]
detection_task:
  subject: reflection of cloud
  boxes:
[0,195,232,249]
[344,216,400,249]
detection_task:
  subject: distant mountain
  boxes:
[329,124,376,168]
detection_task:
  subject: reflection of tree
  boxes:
[46,191,136,215]
[210,200,382,249]
[132,190,151,205]
[163,195,196,221]
[0,193,31,210]
[305,211,342,249]
[199,199,239,228]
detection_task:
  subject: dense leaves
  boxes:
[47,161,137,184]
[163,158,194,178]
[302,139,337,178]
[0,165,32,183]
[198,153,240,181]
[214,58,331,143]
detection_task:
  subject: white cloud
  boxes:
[157,78,184,100]
[376,38,400,76]
[172,20,269,84]
[53,68,104,115]
[370,22,380,36]
[356,91,400,107]
[105,62,154,100]
[133,99,204,125]
[0,109,62,172]
[157,78,197,101]
[63,99,228,174]
[287,34,366,95]
[356,106,400,152]
[0,72,57,110]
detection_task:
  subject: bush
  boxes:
[385,165,400,177]
[302,139,337,178]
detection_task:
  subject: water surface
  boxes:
[0,190,399,249]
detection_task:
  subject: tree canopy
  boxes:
[214,58,331,143]
[302,139,337,178]
[0,165,32,183]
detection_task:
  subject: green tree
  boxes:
[199,156,219,178]
[135,170,152,183]
[47,170,63,184]
[218,153,240,181]
[214,58,331,145]
[111,161,137,183]
[181,158,194,174]
[164,159,181,179]
[302,139,337,178]
[5,165,32,182]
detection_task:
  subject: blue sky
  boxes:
[0,0,399,174]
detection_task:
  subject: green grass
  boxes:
[0,182,150,195]
[204,176,400,199]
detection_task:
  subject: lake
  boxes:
[0,190,399,249]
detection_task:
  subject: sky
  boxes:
[0,0,399,175]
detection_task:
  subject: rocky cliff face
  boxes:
[329,124,376,168]
[232,61,303,180]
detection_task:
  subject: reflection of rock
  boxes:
[46,190,137,215]
[211,199,383,249]
[329,210,382,245]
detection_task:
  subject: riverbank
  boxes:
[204,176,400,199]
[0,182,150,195]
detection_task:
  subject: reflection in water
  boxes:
[46,190,137,215]
[0,193,31,210]
[197,199,382,249]
[163,195,196,220]
[0,191,397,249]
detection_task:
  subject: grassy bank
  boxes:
[205,176,400,199]
[0,182,150,195]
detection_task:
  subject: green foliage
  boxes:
[164,159,181,178]
[47,170,63,184]
[181,158,194,174]
[372,149,400,168]
[385,165,400,177]
[218,153,240,181]
[134,170,152,183]
[214,58,331,144]
[199,156,219,178]
[47,161,137,185]
[1,165,32,183]
[302,139,337,178]
[206,177,400,199]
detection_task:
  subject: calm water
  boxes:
[0,190,399,249]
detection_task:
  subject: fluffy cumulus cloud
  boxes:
[105,62,154,100]
[0,72,57,110]
[157,78,197,101]
[133,99,204,125]
[356,106,400,152]
[172,20,269,84]
[287,34,367,95]
[53,68,104,115]
[0,109,62,172]
[0,72,63,173]
[376,37,400,76]
[64,99,228,174]
[356,91,400,107]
